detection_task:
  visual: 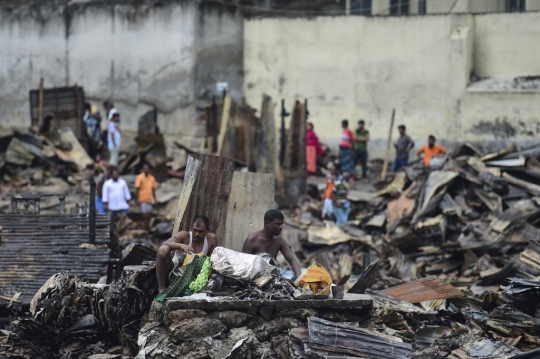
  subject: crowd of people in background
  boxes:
[83,100,122,166]
[85,98,156,217]
[94,162,157,217]
[310,118,447,226]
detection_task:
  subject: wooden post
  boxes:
[217,96,231,156]
[38,78,44,121]
[381,109,396,181]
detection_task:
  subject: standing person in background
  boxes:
[103,169,131,218]
[391,125,415,172]
[306,122,324,175]
[354,120,370,183]
[332,172,351,225]
[108,113,122,166]
[338,119,356,186]
[95,165,113,214]
[322,165,341,219]
[135,164,158,213]
[103,100,118,123]
[84,103,101,141]
[418,135,446,167]
[102,100,117,147]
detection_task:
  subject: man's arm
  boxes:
[102,182,109,210]
[153,178,157,204]
[109,125,117,147]
[156,233,192,292]
[207,234,218,256]
[135,177,141,204]
[161,232,194,252]
[355,133,370,142]
[417,146,425,156]
[123,181,132,203]
[279,238,301,278]
[440,146,447,155]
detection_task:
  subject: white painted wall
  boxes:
[0,2,243,138]
[244,12,540,158]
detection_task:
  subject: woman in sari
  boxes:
[339,119,356,186]
[306,122,324,175]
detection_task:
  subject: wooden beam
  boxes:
[381,109,396,181]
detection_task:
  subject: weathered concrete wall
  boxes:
[244,12,540,158]
[0,1,243,137]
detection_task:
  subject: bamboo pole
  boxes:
[381,109,396,181]
[38,77,44,121]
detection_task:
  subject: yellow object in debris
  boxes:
[294,262,332,296]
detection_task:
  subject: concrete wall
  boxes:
[243,12,540,158]
[0,1,243,138]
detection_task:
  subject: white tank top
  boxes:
[172,231,208,264]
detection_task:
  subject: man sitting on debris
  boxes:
[135,164,157,213]
[418,135,447,167]
[156,215,218,291]
[242,209,302,280]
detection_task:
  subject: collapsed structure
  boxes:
[3,83,540,358]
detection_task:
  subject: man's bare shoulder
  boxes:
[172,231,189,242]
[245,231,261,242]
[207,232,218,243]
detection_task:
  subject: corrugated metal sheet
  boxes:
[381,275,462,303]
[172,154,234,240]
[222,172,275,252]
[519,239,540,276]
[5,137,34,166]
[308,317,413,358]
[0,213,110,305]
[29,86,85,138]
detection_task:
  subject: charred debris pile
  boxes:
[1,266,157,359]
[280,141,540,357]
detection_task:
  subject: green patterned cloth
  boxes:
[155,255,206,302]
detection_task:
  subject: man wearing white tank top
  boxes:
[155,215,218,291]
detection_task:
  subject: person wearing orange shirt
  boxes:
[417,135,447,167]
[135,164,158,213]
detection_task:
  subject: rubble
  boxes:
[2,266,157,358]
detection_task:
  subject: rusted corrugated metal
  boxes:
[173,154,234,240]
[381,275,462,303]
[29,86,85,138]
[222,172,275,252]
[519,239,540,276]
[0,213,110,305]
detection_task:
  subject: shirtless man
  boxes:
[242,209,302,279]
[156,215,218,291]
